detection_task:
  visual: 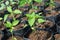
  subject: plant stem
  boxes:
[10,27,14,40]
[11,13,15,21]
[12,31,13,40]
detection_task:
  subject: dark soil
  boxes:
[7,36,23,40]
[28,30,52,40]
[0,21,5,30]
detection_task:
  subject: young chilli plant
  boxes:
[26,12,45,30]
[3,5,22,40]
[4,19,19,40]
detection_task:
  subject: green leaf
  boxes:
[28,17,35,27]
[50,0,54,3]
[1,3,5,7]
[0,7,4,10]
[5,1,9,5]
[13,10,22,14]
[26,12,36,26]
[4,14,9,22]
[4,21,12,28]
[31,12,35,17]
[26,12,35,18]
[12,20,19,26]
[0,3,5,10]
[0,17,3,20]
[26,14,31,17]
[35,14,40,18]
[50,0,55,7]
[34,0,42,3]
[27,0,32,4]
[38,19,45,23]
[7,6,12,13]
[11,2,16,5]
[19,0,26,6]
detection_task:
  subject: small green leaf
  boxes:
[19,0,26,6]
[7,6,12,13]
[4,21,12,28]
[26,14,31,17]
[13,10,22,14]
[4,14,9,22]
[1,3,5,7]
[11,2,16,5]
[0,17,3,20]
[50,0,55,7]
[28,17,35,26]
[5,1,9,5]
[34,0,42,3]
[0,7,4,10]
[0,3,5,10]
[12,20,19,26]
[26,12,35,26]
[38,19,45,23]
[35,14,40,18]
[31,12,35,17]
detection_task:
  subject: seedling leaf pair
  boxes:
[26,12,45,27]
[26,12,35,26]
[38,19,45,23]
[13,10,22,14]
[4,20,19,28]
[7,6,22,14]
[7,6,12,13]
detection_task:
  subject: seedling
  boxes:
[50,0,55,7]
[0,0,17,10]
[3,4,22,40]
[26,12,45,30]
[4,19,19,40]
[6,6,22,21]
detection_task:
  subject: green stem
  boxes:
[11,13,15,21]
[11,27,14,40]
